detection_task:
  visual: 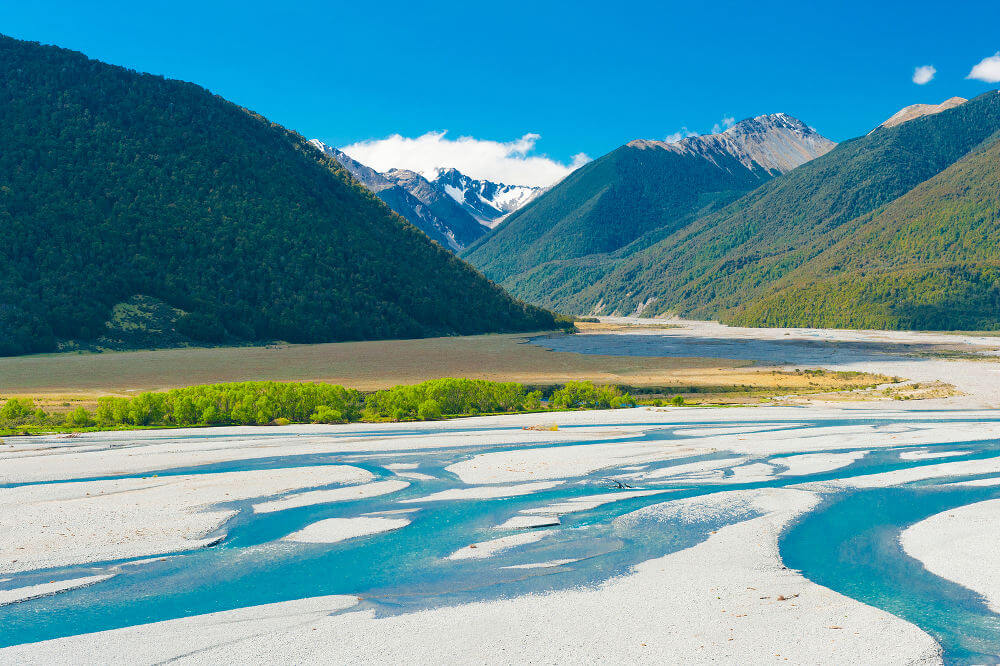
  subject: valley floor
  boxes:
[3,321,1000,663]
[0,330,745,397]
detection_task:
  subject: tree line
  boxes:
[0,379,638,431]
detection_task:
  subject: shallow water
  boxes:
[3,416,1000,662]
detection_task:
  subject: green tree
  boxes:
[67,406,93,426]
[310,405,343,424]
[417,399,443,420]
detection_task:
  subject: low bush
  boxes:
[549,381,634,410]
[1,376,641,433]
[417,399,443,420]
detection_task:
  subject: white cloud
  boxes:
[665,127,698,143]
[912,65,936,85]
[711,116,736,133]
[968,52,1000,83]
[338,131,590,187]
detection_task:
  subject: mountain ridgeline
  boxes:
[0,35,557,356]
[461,114,835,301]
[565,91,1000,329]
[466,94,1000,331]
[308,142,488,250]
[310,141,541,251]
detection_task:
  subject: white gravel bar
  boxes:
[0,465,371,574]
[901,498,1000,613]
[400,480,562,503]
[0,574,115,607]
[0,489,940,664]
[447,530,554,560]
[283,516,411,544]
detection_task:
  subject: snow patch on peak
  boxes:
[442,183,467,205]
[431,167,543,227]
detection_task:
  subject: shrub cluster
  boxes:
[94,382,363,427]
[0,379,638,432]
[363,378,537,421]
[549,381,634,409]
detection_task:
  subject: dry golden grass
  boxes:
[763,380,959,406]
[633,369,897,405]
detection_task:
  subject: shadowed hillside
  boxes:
[0,35,556,356]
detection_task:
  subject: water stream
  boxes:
[3,416,1000,662]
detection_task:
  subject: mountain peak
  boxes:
[306,146,544,248]
[430,167,542,227]
[433,166,463,179]
[876,97,968,131]
[726,112,809,134]
[629,113,835,174]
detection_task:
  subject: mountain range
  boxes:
[0,35,556,356]
[432,167,540,227]
[465,92,1000,331]
[3,30,997,358]
[309,141,541,250]
[462,113,836,303]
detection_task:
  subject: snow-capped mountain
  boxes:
[432,168,542,228]
[309,140,486,251]
[309,140,543,249]
[381,168,489,249]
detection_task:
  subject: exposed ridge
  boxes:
[876,97,968,131]
[628,113,836,174]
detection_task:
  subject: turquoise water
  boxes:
[782,486,1000,664]
[3,416,1000,662]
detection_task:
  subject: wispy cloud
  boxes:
[711,116,736,133]
[339,131,589,187]
[912,65,936,85]
[665,127,698,143]
[968,52,1000,83]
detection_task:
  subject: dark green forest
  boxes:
[0,35,556,356]
[462,139,781,289]
[729,134,1000,329]
[527,91,1000,329]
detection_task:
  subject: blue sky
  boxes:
[3,0,999,185]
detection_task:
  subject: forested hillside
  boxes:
[0,35,556,356]
[462,114,834,303]
[730,132,1000,329]
[564,91,1000,328]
